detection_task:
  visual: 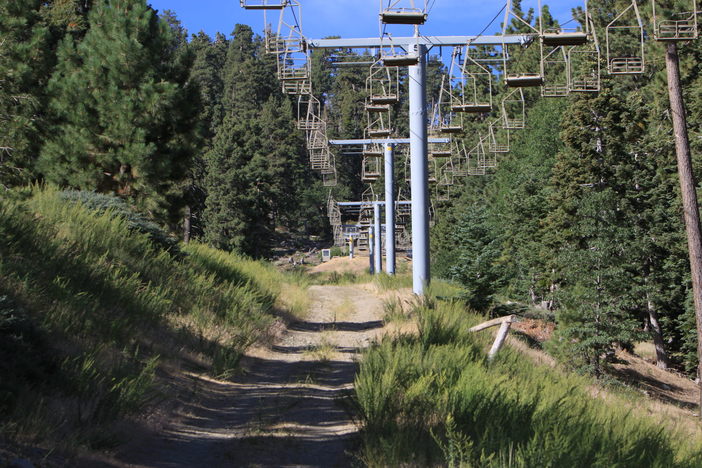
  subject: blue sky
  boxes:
[147,1,586,41]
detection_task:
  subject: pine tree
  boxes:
[0,0,51,188]
[203,24,309,256]
[38,0,200,223]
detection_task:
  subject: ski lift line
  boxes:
[473,4,507,41]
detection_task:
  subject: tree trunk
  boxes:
[183,205,192,244]
[647,297,670,369]
[665,42,702,418]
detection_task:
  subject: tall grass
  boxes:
[0,187,305,447]
[355,300,702,467]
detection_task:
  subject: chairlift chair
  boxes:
[567,7,601,93]
[488,120,510,153]
[454,49,493,113]
[652,0,698,41]
[380,0,428,25]
[380,34,419,67]
[397,188,412,216]
[467,140,488,175]
[605,0,645,74]
[282,79,311,95]
[429,140,453,159]
[479,136,497,169]
[362,155,382,182]
[538,0,589,46]
[501,88,526,129]
[362,143,384,158]
[502,1,544,88]
[240,0,288,9]
[297,94,324,131]
[365,113,393,138]
[322,166,337,187]
[431,82,464,134]
[541,46,569,97]
[434,184,451,202]
[428,156,438,183]
[367,61,400,104]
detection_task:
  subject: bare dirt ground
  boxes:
[88,283,386,468]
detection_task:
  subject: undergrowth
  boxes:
[355,299,702,467]
[0,187,305,449]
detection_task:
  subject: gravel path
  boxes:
[108,284,385,468]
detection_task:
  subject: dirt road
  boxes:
[108,284,385,468]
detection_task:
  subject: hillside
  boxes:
[0,187,307,463]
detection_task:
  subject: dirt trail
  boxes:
[107,284,385,468]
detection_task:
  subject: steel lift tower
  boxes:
[311,34,527,294]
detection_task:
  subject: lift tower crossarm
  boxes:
[307,35,530,49]
[329,138,449,145]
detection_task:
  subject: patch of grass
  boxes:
[333,298,355,322]
[355,298,702,467]
[304,332,337,362]
[0,187,300,450]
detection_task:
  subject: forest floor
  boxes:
[79,280,397,468]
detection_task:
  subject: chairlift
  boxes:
[322,165,337,187]
[488,120,510,153]
[367,60,400,104]
[438,159,455,185]
[541,46,569,97]
[467,140,487,175]
[434,184,451,202]
[297,94,324,131]
[453,48,493,113]
[380,34,419,67]
[502,1,544,87]
[365,113,393,138]
[429,140,453,159]
[282,79,311,95]
[430,83,463,135]
[362,155,383,182]
[309,147,332,171]
[567,7,601,93]
[479,136,497,169]
[501,88,526,129]
[240,0,288,9]
[652,0,698,41]
[380,0,428,25]
[362,143,384,158]
[539,0,589,46]
[397,188,412,216]
[605,0,645,75]
[428,156,438,183]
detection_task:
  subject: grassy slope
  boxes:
[0,187,306,449]
[355,297,702,468]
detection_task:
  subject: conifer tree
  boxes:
[0,0,51,188]
[38,0,199,223]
